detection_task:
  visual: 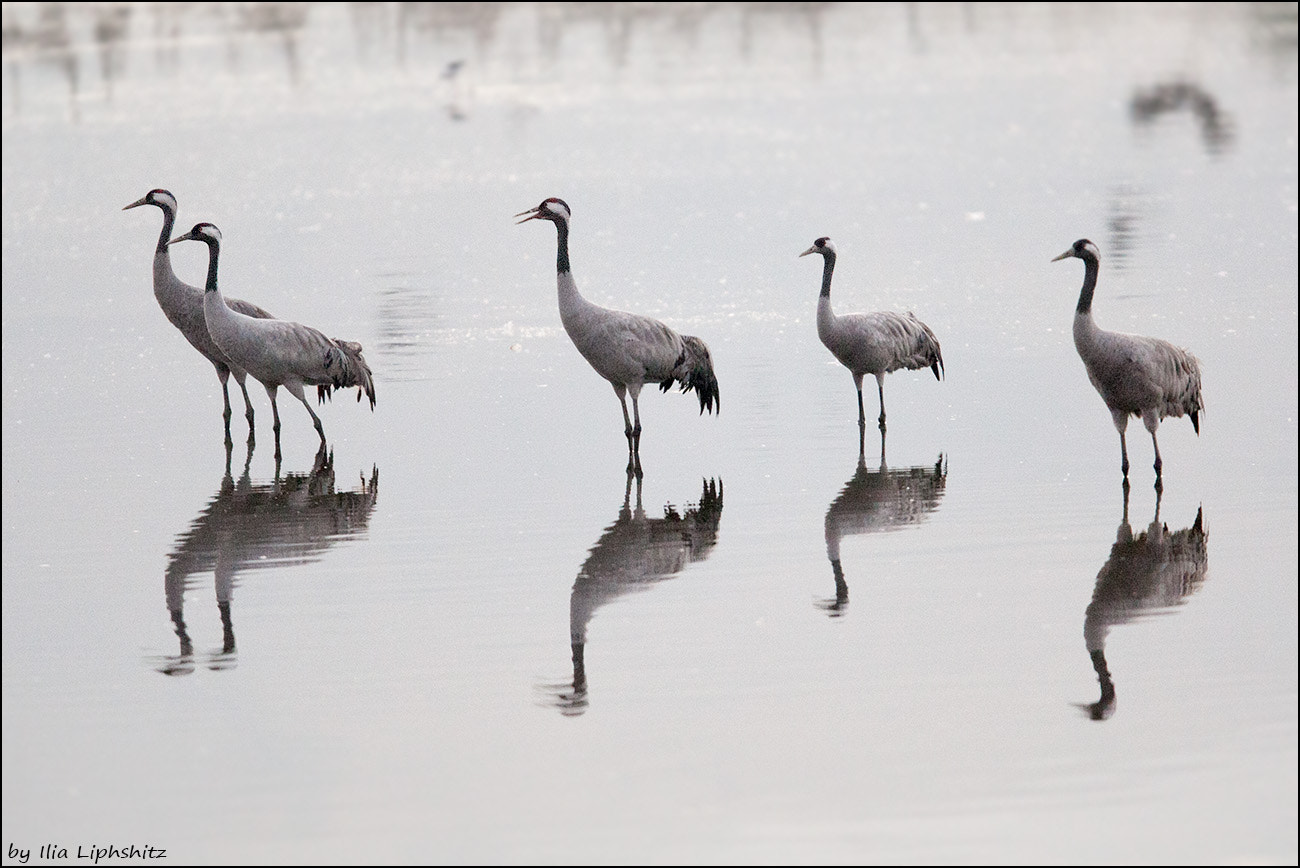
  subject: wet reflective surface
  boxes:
[3,2,1297,863]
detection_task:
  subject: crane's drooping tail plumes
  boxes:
[315,339,377,410]
[659,333,720,415]
[904,314,945,382]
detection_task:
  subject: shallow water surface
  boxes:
[2,2,1297,863]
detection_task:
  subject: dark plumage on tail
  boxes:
[919,319,944,381]
[660,334,720,415]
[316,339,377,410]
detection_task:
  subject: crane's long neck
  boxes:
[554,217,571,275]
[816,251,838,334]
[1073,253,1103,350]
[202,242,221,296]
[1075,254,1099,315]
[152,204,181,289]
[554,217,596,331]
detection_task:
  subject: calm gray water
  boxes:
[3,2,1297,863]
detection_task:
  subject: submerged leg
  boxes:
[852,373,869,453]
[286,382,327,447]
[1143,410,1163,480]
[613,383,637,475]
[233,369,257,439]
[1110,408,1130,478]
[265,384,283,460]
[876,374,887,433]
[629,385,644,478]
[215,364,234,445]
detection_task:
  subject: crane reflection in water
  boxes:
[820,447,947,616]
[1079,483,1208,720]
[539,472,723,715]
[150,442,379,676]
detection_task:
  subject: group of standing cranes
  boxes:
[125,191,1204,483]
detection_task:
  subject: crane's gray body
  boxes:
[170,222,375,458]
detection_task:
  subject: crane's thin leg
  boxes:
[1121,476,1131,519]
[286,382,327,449]
[613,383,637,476]
[265,384,283,460]
[876,374,887,434]
[216,364,234,446]
[1110,408,1130,478]
[629,387,644,479]
[852,372,868,455]
[631,466,644,515]
[233,370,257,442]
[1142,409,1163,483]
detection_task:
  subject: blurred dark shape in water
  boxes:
[2,3,80,121]
[1105,183,1145,273]
[820,448,947,617]
[539,473,723,716]
[1130,79,1236,156]
[1078,482,1208,721]
[92,3,130,101]
[151,441,379,676]
[233,2,310,87]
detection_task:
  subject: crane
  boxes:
[799,236,944,453]
[167,222,376,459]
[516,197,720,477]
[1053,239,1203,483]
[123,188,276,442]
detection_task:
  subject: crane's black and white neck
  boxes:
[800,235,944,456]
[803,236,838,298]
[124,189,276,443]
[1052,237,1102,315]
[123,188,179,257]
[1053,238,1203,486]
[516,197,719,477]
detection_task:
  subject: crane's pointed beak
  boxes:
[1051,249,1074,262]
[166,232,192,246]
[514,208,541,224]
[122,196,149,211]
[799,246,817,257]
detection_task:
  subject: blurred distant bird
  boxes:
[123,189,275,441]
[1053,239,1202,483]
[799,236,943,451]
[516,197,719,476]
[441,59,464,80]
[168,222,376,459]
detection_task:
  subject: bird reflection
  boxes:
[820,446,947,616]
[1078,482,1208,720]
[151,441,378,676]
[540,472,724,716]
[1130,79,1235,156]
